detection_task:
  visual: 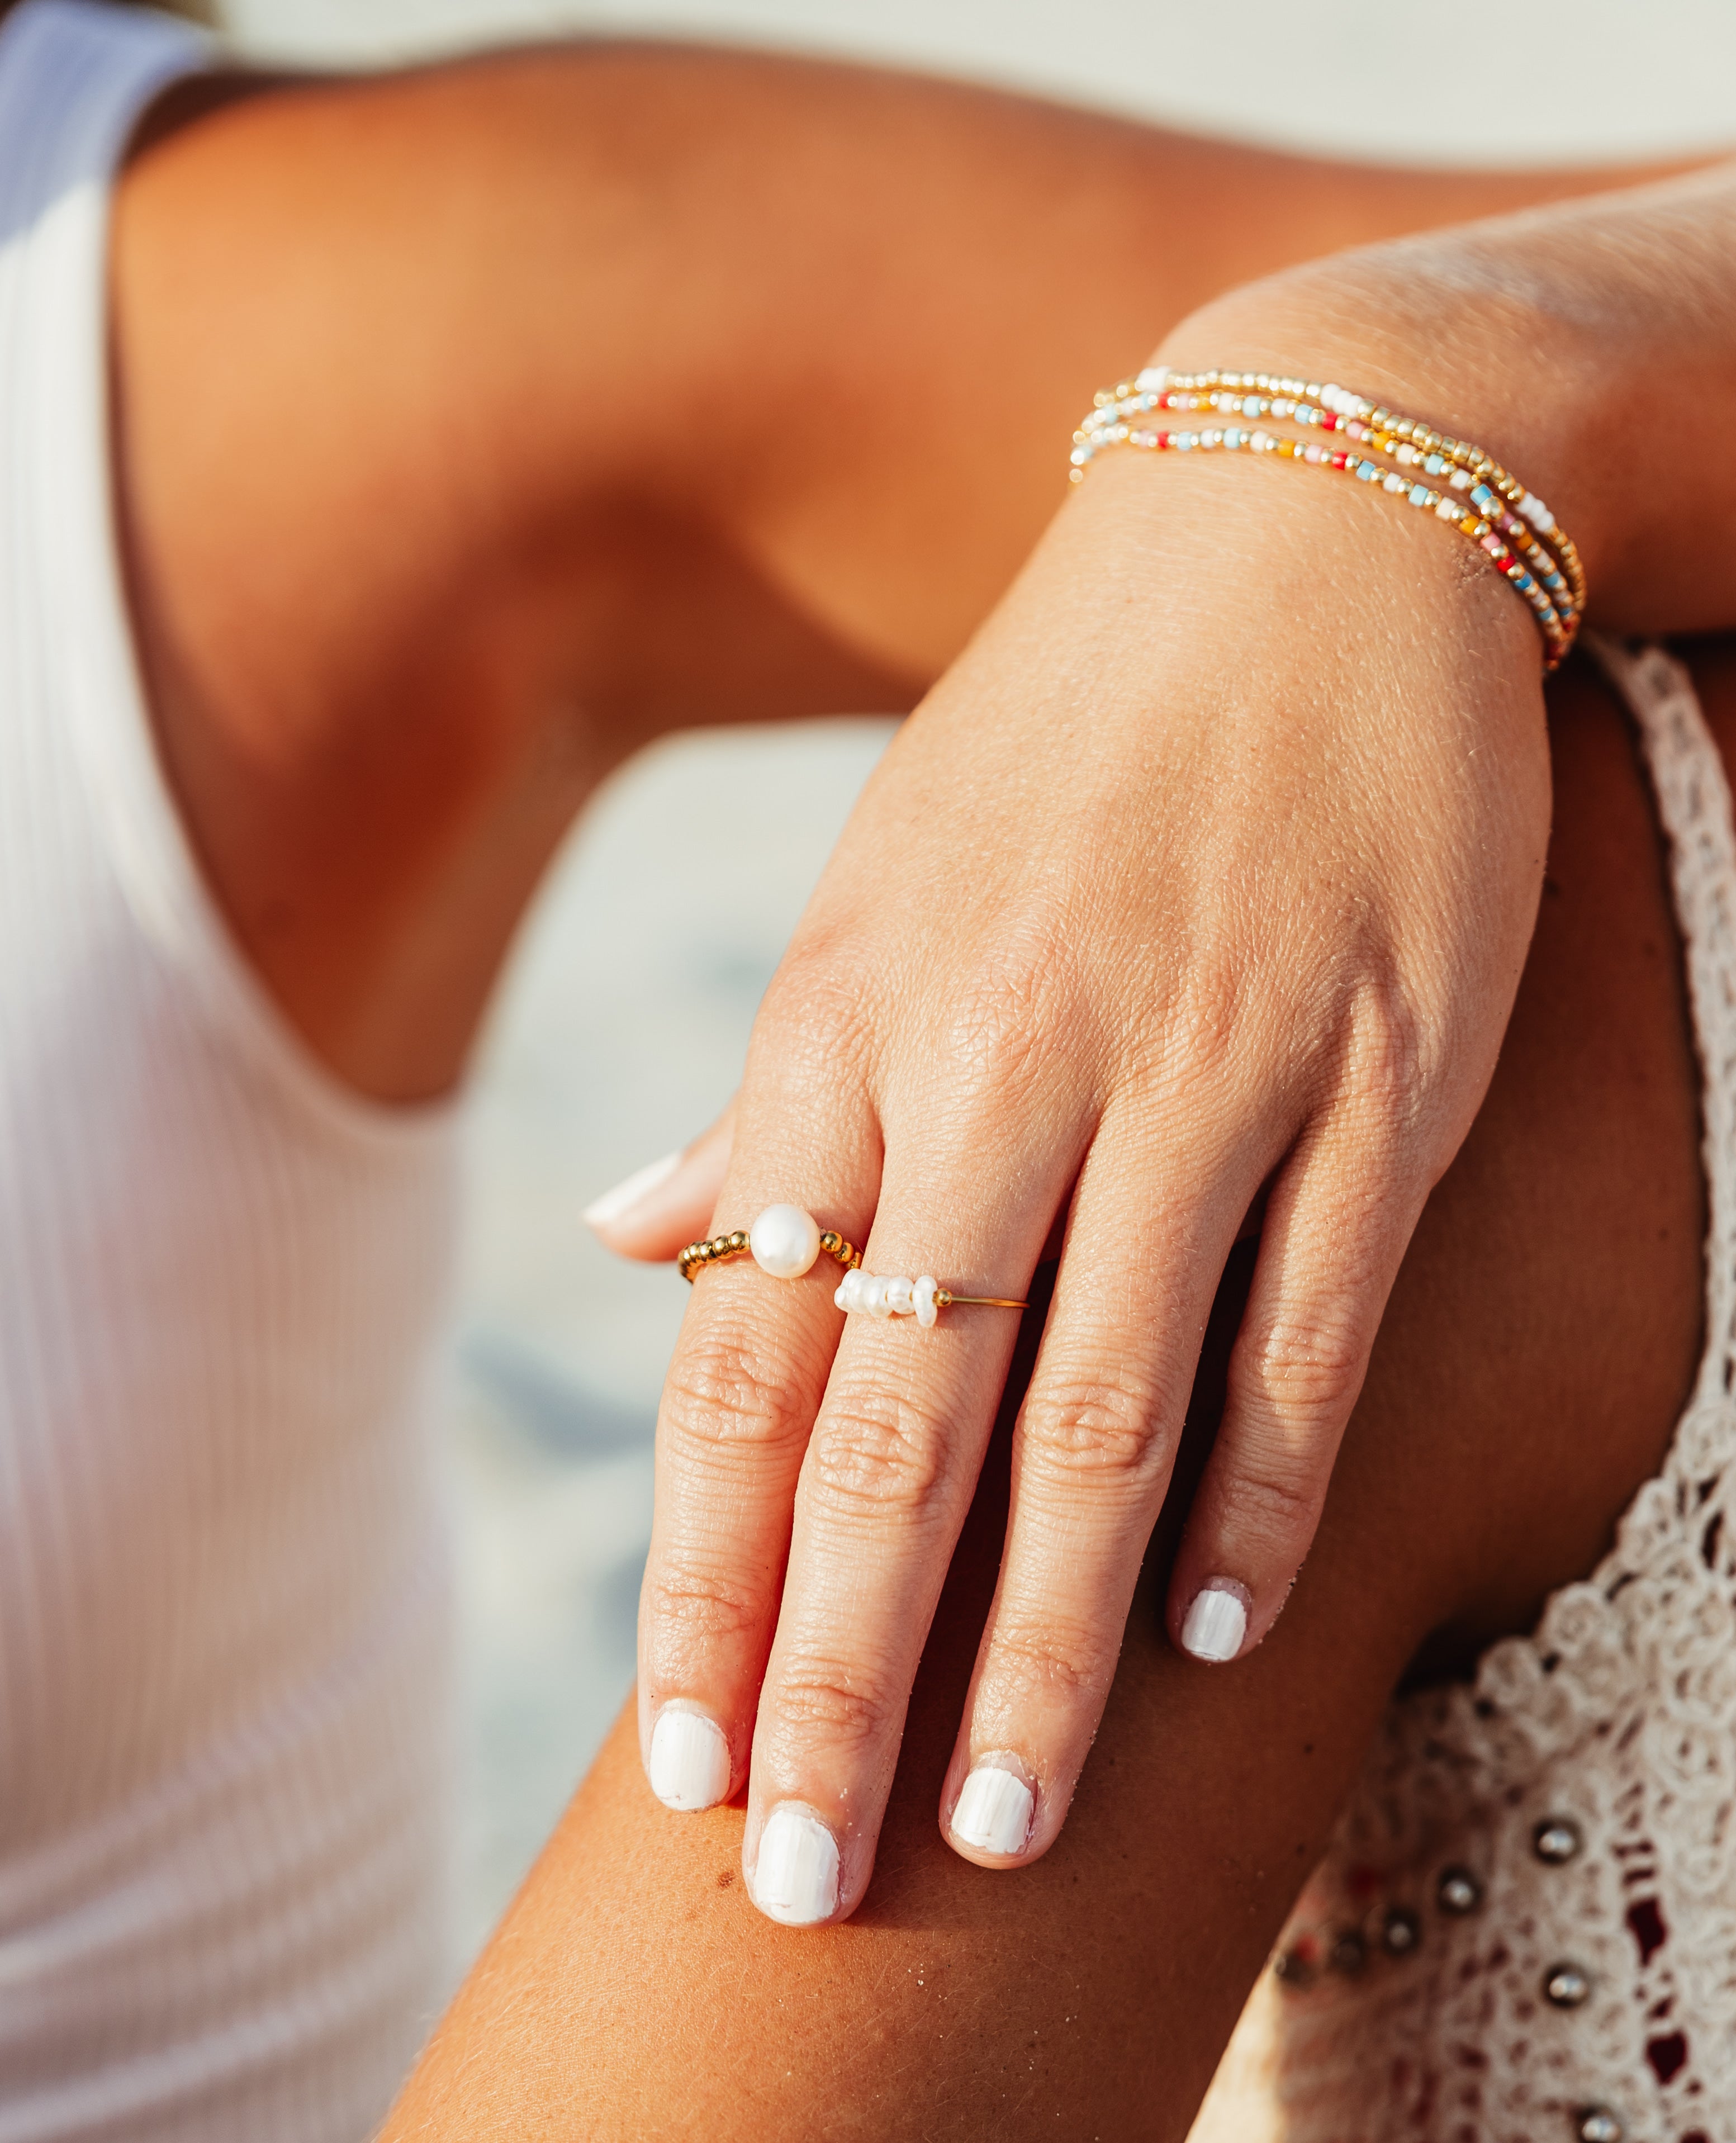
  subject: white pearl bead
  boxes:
[863,1274,893,1317]
[834,1267,866,1312]
[884,1276,914,1316]
[750,1204,821,1281]
[913,1276,938,1329]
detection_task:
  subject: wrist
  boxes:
[1150,253,1610,618]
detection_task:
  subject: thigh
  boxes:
[383,653,1706,2140]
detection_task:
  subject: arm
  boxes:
[111,47,1653,1101]
[607,151,1736,1956]
[385,649,1706,2137]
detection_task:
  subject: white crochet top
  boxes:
[1192,639,1736,2143]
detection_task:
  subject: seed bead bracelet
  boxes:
[1080,368,1585,627]
[1071,368,1583,668]
[1074,379,1577,661]
[1076,368,1585,622]
[1080,418,1572,665]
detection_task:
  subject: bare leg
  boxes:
[381,650,1708,2137]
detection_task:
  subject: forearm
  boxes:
[118,50,1701,736]
[1159,158,1736,636]
[115,48,1659,1097]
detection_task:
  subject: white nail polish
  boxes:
[648,1705,731,1812]
[751,1804,839,1926]
[951,1757,1034,1856]
[582,1149,681,1227]
[1182,1582,1249,1663]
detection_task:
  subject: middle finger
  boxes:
[742,1085,1091,1925]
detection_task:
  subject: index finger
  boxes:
[636,998,881,1814]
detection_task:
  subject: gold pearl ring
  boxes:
[678,1204,1027,1326]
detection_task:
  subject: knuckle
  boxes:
[805,1392,952,1521]
[643,1564,766,1652]
[1018,1362,1166,1486]
[933,927,1089,1113]
[1170,950,1247,1070]
[1242,1316,1366,1428]
[1341,972,1433,1124]
[770,1657,894,1755]
[1216,1454,1326,1546]
[662,1333,811,1467]
[989,1616,1116,1705]
[753,943,874,1088]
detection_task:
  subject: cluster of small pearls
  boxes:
[1070,365,1583,670]
[835,1268,940,1327]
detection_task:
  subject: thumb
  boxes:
[581,1101,736,1262]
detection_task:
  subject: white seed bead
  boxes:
[913,1276,938,1329]
[750,1204,822,1280]
[885,1276,914,1316]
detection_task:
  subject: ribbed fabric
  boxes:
[0,6,462,2136]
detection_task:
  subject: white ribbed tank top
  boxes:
[0,5,461,2136]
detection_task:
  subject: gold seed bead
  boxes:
[729,1231,748,1250]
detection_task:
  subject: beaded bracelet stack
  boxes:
[1070,368,1583,670]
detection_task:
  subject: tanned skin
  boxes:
[106,46,1719,2136]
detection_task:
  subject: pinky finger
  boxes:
[1166,1126,1425,1665]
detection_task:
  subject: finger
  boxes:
[584,1099,736,1260]
[741,1085,1094,1925]
[1166,1115,1423,1666]
[938,1110,1269,1870]
[636,988,884,1816]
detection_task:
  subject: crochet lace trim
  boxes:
[1193,640,1736,2143]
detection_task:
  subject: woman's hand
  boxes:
[600,420,1549,1922]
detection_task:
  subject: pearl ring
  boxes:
[677,1204,1027,1325]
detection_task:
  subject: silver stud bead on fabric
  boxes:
[1575,2109,1623,2143]
[1534,1817,1583,1865]
[1381,1907,1421,1956]
[1436,1866,1483,1915]
[1545,1962,1592,2009]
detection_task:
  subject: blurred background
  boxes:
[217,0,1736,1966]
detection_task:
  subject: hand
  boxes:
[598,435,1548,1923]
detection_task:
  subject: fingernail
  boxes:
[751,1804,839,1926]
[1182,1581,1249,1663]
[648,1704,731,1812]
[582,1149,681,1229]
[950,1755,1034,1857]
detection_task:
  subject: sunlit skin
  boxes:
[108,43,1733,2135]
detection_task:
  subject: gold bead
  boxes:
[729,1231,748,1251]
